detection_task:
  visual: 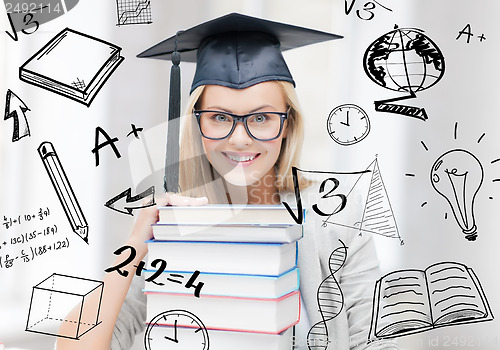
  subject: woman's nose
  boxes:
[227,122,253,145]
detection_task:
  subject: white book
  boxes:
[145,290,300,334]
[158,204,300,225]
[146,240,297,275]
[143,267,299,298]
[152,222,303,243]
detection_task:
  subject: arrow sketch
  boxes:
[105,186,155,215]
[4,89,30,141]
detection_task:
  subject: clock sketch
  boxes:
[327,104,370,145]
[144,309,209,350]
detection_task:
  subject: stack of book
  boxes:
[143,204,303,350]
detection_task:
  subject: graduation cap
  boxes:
[137,13,342,192]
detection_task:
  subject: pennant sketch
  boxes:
[363,25,445,121]
[369,262,493,342]
[431,149,484,241]
[307,240,347,350]
[4,89,30,141]
[19,28,124,106]
[321,158,403,244]
[115,0,152,25]
[38,142,89,244]
[326,104,370,146]
[26,273,103,339]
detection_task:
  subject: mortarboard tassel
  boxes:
[164,31,183,193]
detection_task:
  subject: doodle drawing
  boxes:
[307,240,347,350]
[144,309,209,350]
[104,185,156,216]
[115,0,152,26]
[431,149,484,241]
[19,28,124,106]
[26,273,103,339]
[369,262,493,342]
[322,158,403,244]
[4,89,30,142]
[38,141,89,244]
[363,25,445,121]
[327,104,370,146]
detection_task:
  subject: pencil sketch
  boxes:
[19,27,124,106]
[363,25,445,121]
[26,273,103,339]
[4,89,30,142]
[326,104,370,146]
[307,240,347,350]
[38,141,89,244]
[115,0,152,25]
[431,149,484,241]
[104,186,155,216]
[144,309,209,350]
[369,262,493,342]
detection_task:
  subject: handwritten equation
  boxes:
[105,245,205,297]
[0,237,69,268]
[2,207,50,229]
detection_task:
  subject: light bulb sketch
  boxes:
[430,149,484,241]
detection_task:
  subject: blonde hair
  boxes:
[178,81,310,202]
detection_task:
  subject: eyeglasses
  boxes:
[194,110,288,141]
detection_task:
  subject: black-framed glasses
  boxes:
[194,110,288,141]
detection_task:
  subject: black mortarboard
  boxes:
[137,13,342,192]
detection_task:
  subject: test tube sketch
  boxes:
[321,158,403,244]
[363,25,445,121]
[38,141,89,244]
[19,28,124,106]
[115,0,152,26]
[4,89,30,142]
[307,240,347,350]
[368,262,493,342]
[431,149,484,241]
[26,273,103,339]
[326,104,370,146]
[104,185,156,216]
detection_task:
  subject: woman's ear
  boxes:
[282,119,288,138]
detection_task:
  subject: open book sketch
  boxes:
[19,28,124,106]
[322,158,403,244]
[116,0,152,25]
[363,25,445,121]
[26,273,103,339]
[307,240,347,350]
[4,89,30,142]
[369,261,493,342]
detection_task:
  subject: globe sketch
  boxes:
[363,25,445,94]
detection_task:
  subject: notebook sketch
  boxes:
[369,261,493,342]
[19,28,124,106]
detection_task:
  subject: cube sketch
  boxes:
[25,273,103,339]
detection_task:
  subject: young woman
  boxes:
[57,13,399,350]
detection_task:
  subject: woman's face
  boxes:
[198,81,288,187]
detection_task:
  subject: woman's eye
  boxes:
[213,114,229,122]
[253,114,268,123]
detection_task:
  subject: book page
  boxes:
[374,269,432,337]
[426,262,488,325]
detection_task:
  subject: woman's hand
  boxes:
[128,193,208,258]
